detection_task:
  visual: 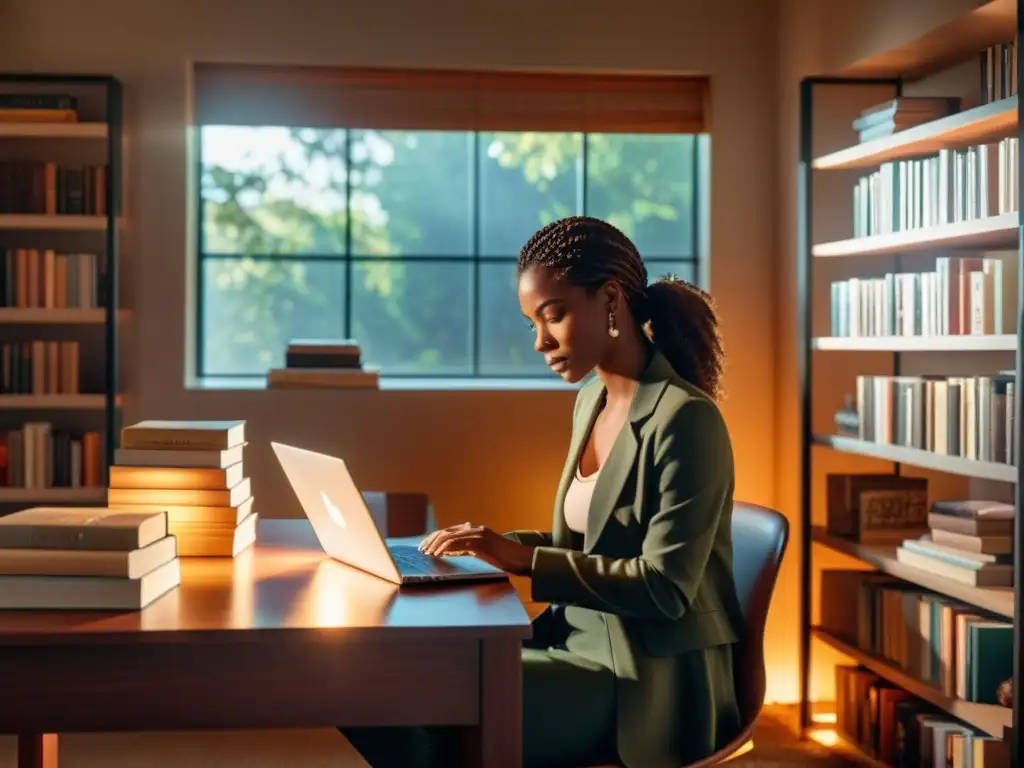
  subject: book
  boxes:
[0,507,167,550]
[0,535,176,579]
[0,557,180,610]
[113,444,245,469]
[107,476,251,508]
[108,462,245,491]
[120,420,245,451]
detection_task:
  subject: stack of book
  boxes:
[828,253,1018,339]
[855,372,1016,464]
[0,506,180,610]
[852,141,1014,238]
[980,39,1018,104]
[267,339,380,390]
[896,500,1014,587]
[822,569,1014,711]
[107,420,256,557]
[852,96,959,143]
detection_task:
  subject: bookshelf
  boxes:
[798,3,1024,764]
[0,74,123,508]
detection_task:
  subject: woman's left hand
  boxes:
[418,523,534,576]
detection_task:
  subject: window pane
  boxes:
[201,126,347,255]
[645,259,696,285]
[478,261,552,377]
[479,132,582,256]
[201,258,346,375]
[585,134,695,258]
[350,130,473,257]
[351,260,472,374]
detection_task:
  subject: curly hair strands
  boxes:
[517,216,725,401]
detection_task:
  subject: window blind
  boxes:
[192,63,710,134]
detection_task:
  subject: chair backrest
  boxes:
[729,502,789,723]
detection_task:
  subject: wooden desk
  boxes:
[0,519,532,768]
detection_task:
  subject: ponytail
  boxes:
[643,277,726,402]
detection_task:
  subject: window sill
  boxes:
[188,376,579,392]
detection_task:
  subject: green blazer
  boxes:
[509,350,745,768]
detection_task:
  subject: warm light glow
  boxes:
[723,740,755,761]
[811,711,837,725]
[809,728,839,747]
[303,563,352,627]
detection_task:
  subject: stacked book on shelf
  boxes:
[0,159,110,216]
[1,340,81,394]
[835,664,1009,766]
[1,248,105,309]
[267,338,380,390]
[852,137,1018,238]
[0,506,180,610]
[855,372,1016,465]
[851,96,959,144]
[822,569,1013,761]
[107,420,256,557]
[896,500,1014,588]
[829,253,1017,338]
[0,93,80,124]
[980,39,1018,104]
[0,424,103,490]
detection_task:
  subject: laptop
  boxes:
[271,442,508,585]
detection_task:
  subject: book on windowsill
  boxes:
[267,338,380,389]
[0,506,180,610]
[110,420,256,558]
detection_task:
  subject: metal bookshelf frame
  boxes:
[0,73,124,475]
[797,3,1024,761]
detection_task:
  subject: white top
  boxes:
[563,465,600,534]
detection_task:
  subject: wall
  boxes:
[1,0,786,693]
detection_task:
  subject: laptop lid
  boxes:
[271,442,401,583]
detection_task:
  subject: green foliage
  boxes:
[200,126,696,376]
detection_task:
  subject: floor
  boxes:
[0,707,857,767]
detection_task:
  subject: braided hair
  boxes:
[517,215,725,401]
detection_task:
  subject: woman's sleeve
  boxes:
[504,530,554,548]
[528,399,732,620]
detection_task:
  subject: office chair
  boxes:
[588,501,790,768]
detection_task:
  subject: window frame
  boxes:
[193,128,703,382]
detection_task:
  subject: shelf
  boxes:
[838,0,1016,81]
[0,122,108,139]
[0,395,111,410]
[0,214,107,231]
[813,435,1017,483]
[812,213,1018,257]
[811,526,1012,618]
[813,628,1011,736]
[812,335,1017,352]
[0,308,110,324]
[813,96,1017,170]
[0,487,105,504]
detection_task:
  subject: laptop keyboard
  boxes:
[389,545,460,575]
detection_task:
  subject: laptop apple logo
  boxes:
[321,491,346,528]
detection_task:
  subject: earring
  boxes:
[607,310,620,338]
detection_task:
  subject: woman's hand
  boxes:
[418,523,535,576]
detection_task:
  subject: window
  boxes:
[194,66,708,379]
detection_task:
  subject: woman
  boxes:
[350,216,744,768]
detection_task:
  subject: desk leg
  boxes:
[464,637,521,768]
[18,734,57,768]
